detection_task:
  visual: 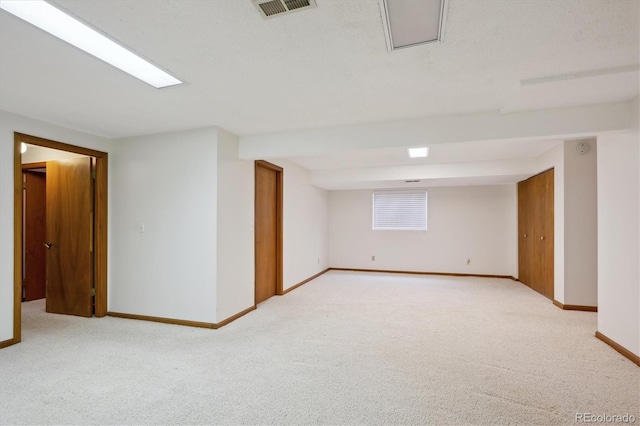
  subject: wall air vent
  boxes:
[253,0,317,19]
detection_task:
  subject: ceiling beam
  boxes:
[239,100,633,159]
[309,158,538,190]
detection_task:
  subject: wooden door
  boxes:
[24,171,47,301]
[46,158,93,317]
[530,174,544,295]
[517,178,532,287]
[538,169,554,299]
[255,161,282,304]
[517,169,554,299]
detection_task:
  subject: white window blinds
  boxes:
[372,190,427,230]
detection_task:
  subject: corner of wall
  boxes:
[562,138,598,306]
[269,159,330,290]
[215,129,255,322]
[596,110,640,357]
[110,127,218,323]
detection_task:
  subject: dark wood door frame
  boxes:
[254,160,283,303]
[12,133,108,346]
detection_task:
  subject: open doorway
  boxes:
[22,163,47,302]
[13,133,108,344]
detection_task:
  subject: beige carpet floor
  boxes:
[0,271,638,425]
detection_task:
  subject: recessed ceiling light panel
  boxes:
[0,0,183,88]
[380,0,446,51]
[408,147,429,158]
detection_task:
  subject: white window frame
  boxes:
[372,190,428,231]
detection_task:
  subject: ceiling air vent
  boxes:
[253,0,317,19]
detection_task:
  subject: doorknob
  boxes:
[540,236,545,240]
[523,234,527,238]
[44,242,52,249]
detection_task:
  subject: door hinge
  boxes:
[92,170,97,179]
[22,181,26,190]
[91,288,96,297]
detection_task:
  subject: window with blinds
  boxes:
[372,190,428,230]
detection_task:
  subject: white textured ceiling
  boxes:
[0,0,638,139]
[1,0,638,189]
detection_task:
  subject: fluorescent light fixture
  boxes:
[381,0,446,51]
[408,147,429,158]
[0,0,182,88]
[20,142,28,154]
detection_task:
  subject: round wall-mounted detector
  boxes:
[576,142,590,154]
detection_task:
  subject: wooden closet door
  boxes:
[531,174,544,295]
[518,169,554,299]
[539,169,554,299]
[518,178,532,287]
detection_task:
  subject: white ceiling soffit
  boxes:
[314,175,535,191]
[380,0,447,51]
[307,156,541,190]
[290,138,562,190]
[290,138,562,171]
[252,0,317,19]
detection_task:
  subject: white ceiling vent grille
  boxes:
[253,0,317,19]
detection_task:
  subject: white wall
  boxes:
[563,139,598,306]
[533,139,599,306]
[0,110,111,342]
[269,159,329,290]
[329,185,517,276]
[110,128,218,323]
[216,129,254,322]
[597,97,640,357]
[2,116,329,335]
